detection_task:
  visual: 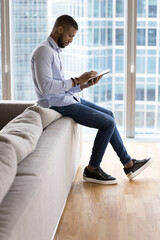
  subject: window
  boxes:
[136,0,160,134]
[0,1,2,100]
[1,0,160,138]
[12,0,48,100]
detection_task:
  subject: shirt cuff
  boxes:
[73,85,81,92]
[65,78,73,90]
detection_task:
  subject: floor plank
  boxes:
[54,142,160,240]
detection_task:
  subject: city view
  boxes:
[0,0,160,136]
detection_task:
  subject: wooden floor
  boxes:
[54,142,160,240]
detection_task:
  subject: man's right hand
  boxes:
[78,71,98,85]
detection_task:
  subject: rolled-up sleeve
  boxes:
[32,46,72,96]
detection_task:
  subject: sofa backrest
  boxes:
[0,101,35,130]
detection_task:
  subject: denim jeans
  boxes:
[50,98,132,167]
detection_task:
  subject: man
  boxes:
[31,15,152,185]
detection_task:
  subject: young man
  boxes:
[31,15,152,185]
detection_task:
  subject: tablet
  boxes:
[89,69,110,80]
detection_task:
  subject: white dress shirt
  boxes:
[31,36,81,107]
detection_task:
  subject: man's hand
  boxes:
[78,71,98,85]
[80,75,103,90]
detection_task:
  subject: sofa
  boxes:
[0,101,82,240]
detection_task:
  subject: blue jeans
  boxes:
[50,99,132,167]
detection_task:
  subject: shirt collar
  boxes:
[47,36,62,53]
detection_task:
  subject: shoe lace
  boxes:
[97,167,110,178]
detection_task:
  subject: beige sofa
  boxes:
[0,101,81,240]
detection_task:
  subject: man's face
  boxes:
[57,26,77,48]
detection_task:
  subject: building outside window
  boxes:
[12,0,48,100]
[0,0,159,137]
[136,0,160,134]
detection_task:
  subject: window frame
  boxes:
[1,0,12,100]
[125,0,137,137]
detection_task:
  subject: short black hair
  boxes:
[54,15,78,30]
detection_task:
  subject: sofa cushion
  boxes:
[0,109,42,204]
[0,109,43,164]
[27,105,62,129]
[0,140,17,204]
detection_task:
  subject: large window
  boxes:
[136,0,160,134]
[0,0,160,138]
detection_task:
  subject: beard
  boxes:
[57,34,65,48]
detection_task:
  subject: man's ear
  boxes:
[57,26,64,34]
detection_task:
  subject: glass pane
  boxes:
[0,0,2,100]
[116,29,124,45]
[146,112,155,128]
[52,0,127,134]
[147,84,155,101]
[116,0,124,17]
[137,0,146,17]
[148,0,157,18]
[137,29,146,45]
[12,0,48,100]
[115,84,123,100]
[136,84,144,100]
[147,57,156,74]
[148,29,156,46]
[94,0,99,17]
[136,112,144,128]
[136,0,159,134]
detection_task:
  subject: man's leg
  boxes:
[80,99,132,166]
[51,100,152,183]
[80,99,152,181]
[50,102,118,184]
[51,102,116,167]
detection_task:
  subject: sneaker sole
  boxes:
[83,176,118,185]
[127,158,152,180]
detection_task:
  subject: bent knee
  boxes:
[101,117,115,131]
[108,110,114,119]
[110,118,116,129]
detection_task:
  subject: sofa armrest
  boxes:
[0,100,35,130]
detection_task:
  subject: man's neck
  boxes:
[50,33,58,45]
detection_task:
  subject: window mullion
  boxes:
[125,0,137,137]
[1,0,11,100]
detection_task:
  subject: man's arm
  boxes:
[32,46,73,96]
[32,46,98,96]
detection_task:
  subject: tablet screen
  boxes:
[89,69,110,80]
